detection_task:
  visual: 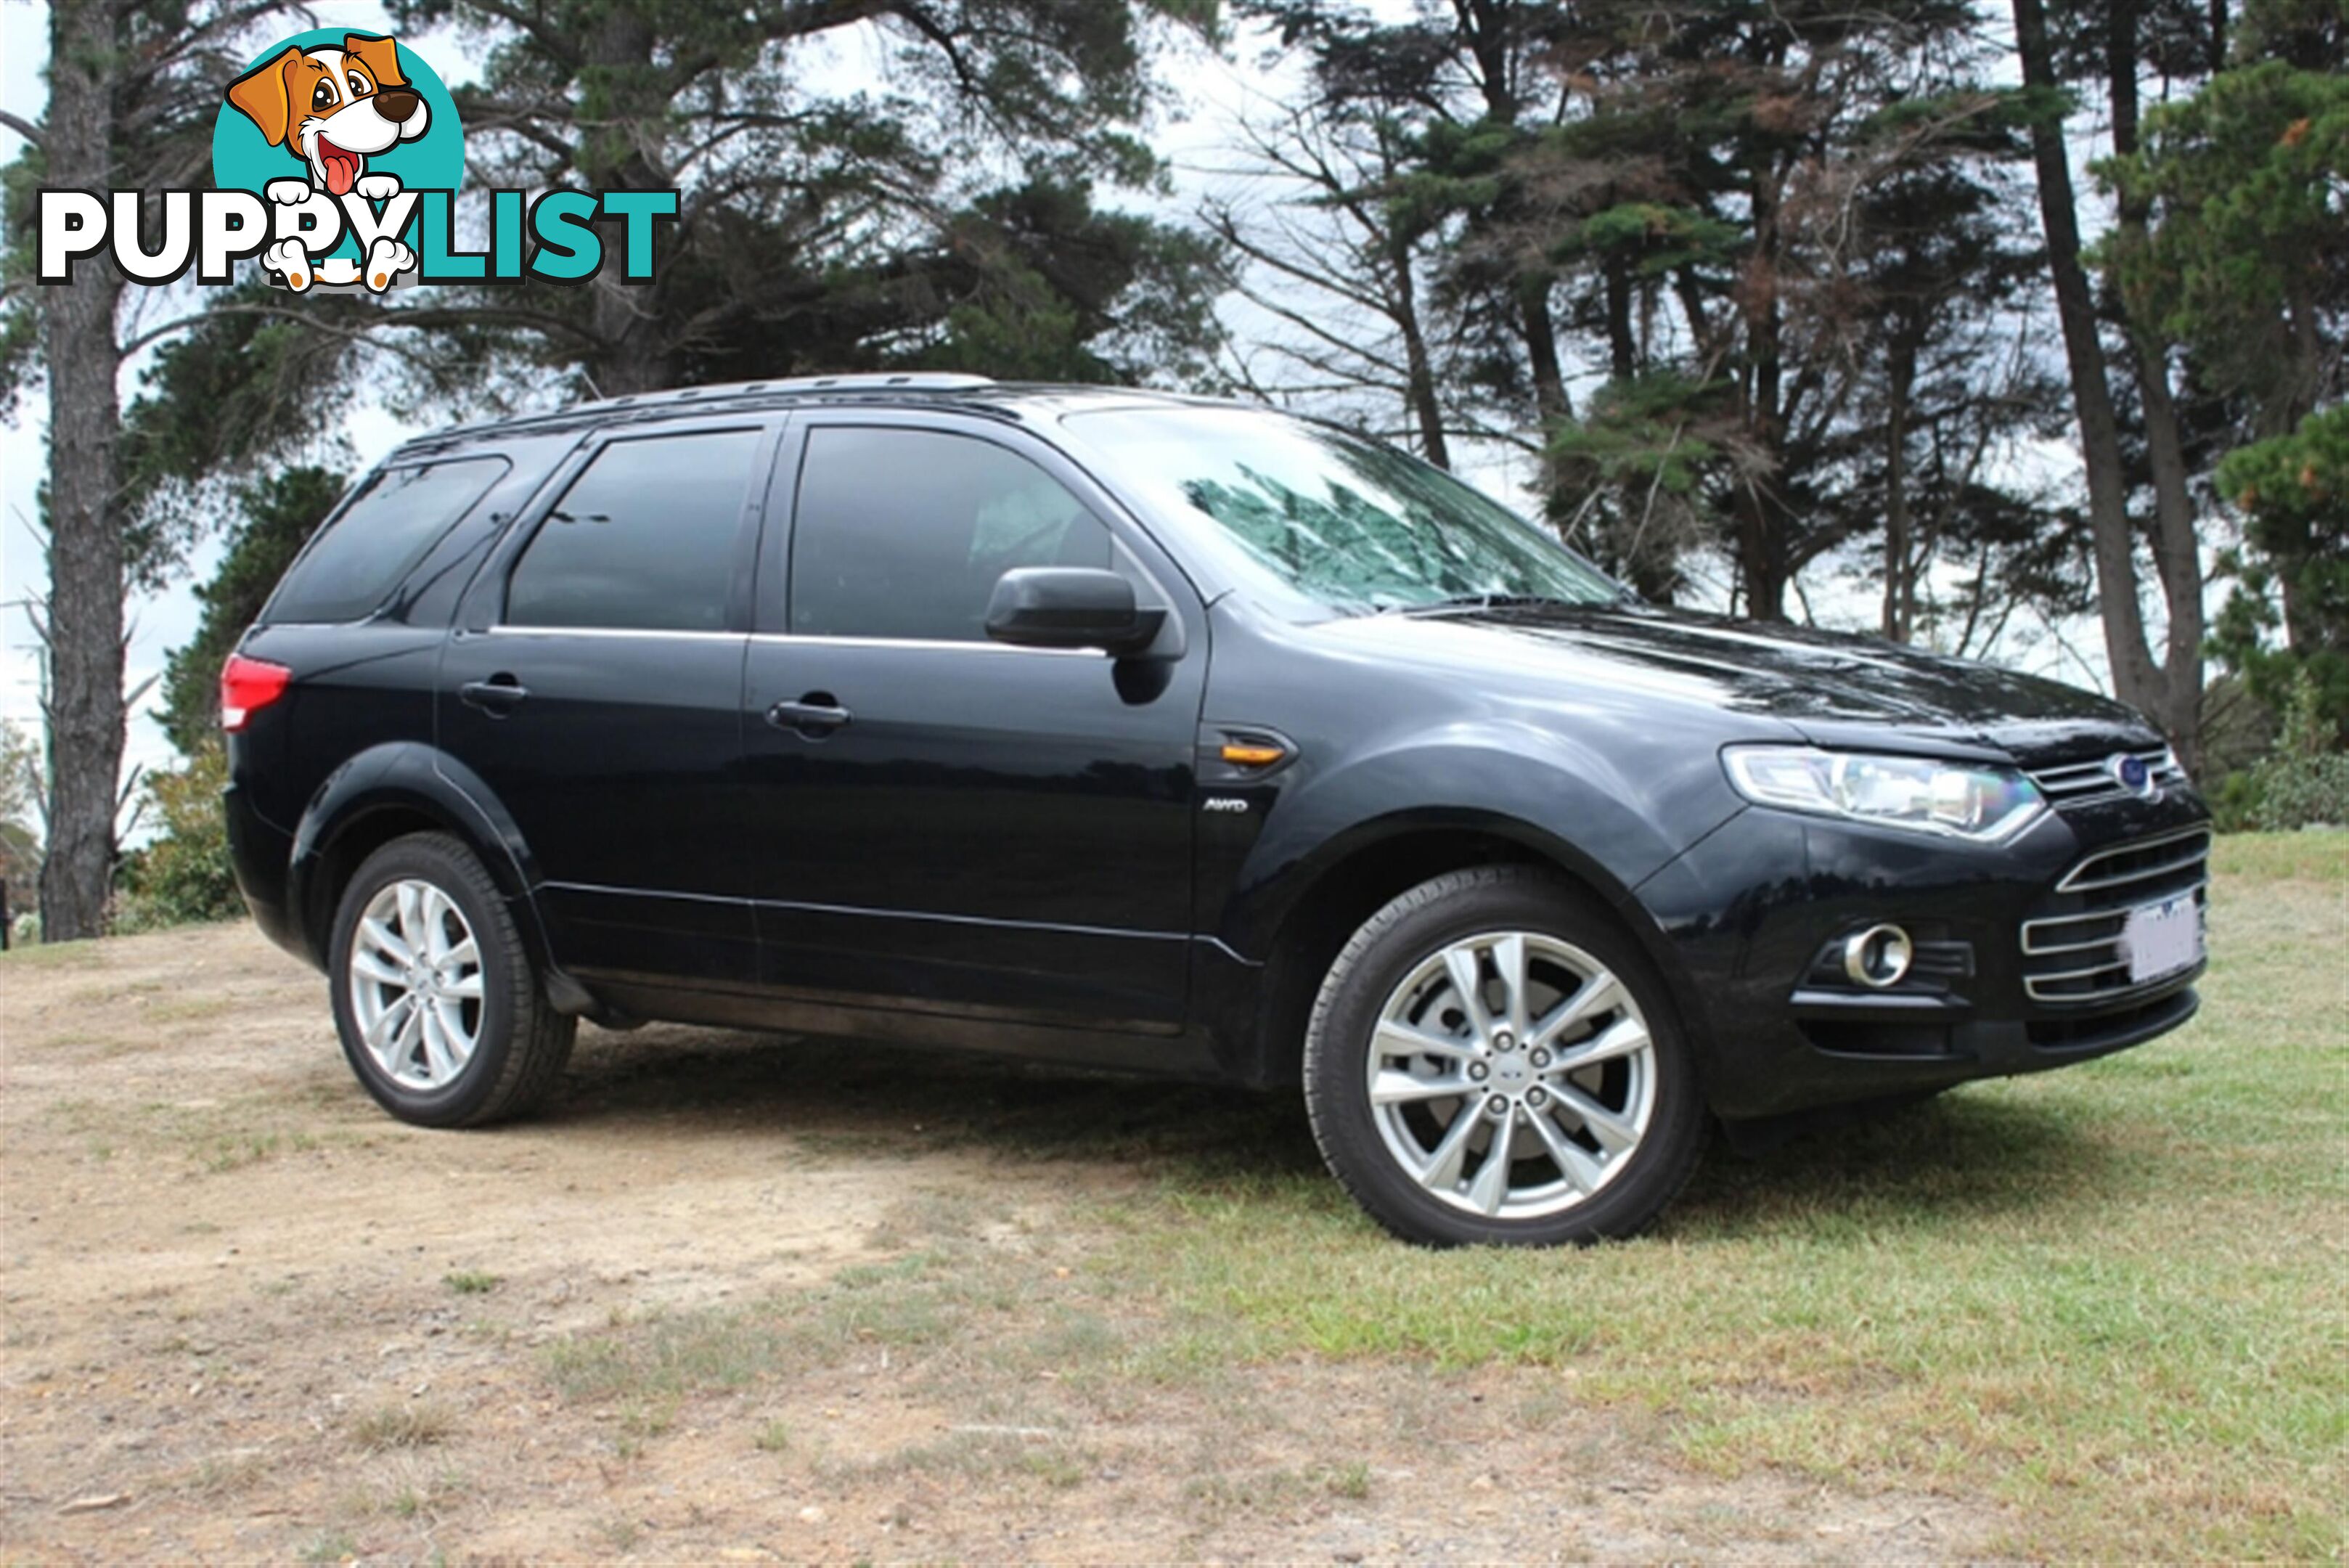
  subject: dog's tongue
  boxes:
[319,139,359,197]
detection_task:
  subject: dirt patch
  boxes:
[1,922,2002,1561]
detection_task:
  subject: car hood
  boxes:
[1307,601,2160,767]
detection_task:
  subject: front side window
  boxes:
[504,429,762,632]
[788,426,1112,641]
[1060,407,1621,618]
[266,458,507,624]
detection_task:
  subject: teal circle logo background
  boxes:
[211,30,465,206]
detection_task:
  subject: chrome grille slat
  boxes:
[2019,828,2210,1006]
[2027,747,2187,809]
[2019,907,2126,942]
[2030,958,2134,985]
[2059,843,2213,894]
[2022,928,2136,958]
[2054,825,2213,892]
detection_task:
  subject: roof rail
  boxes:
[576,372,997,412]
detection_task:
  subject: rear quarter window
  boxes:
[264,457,510,624]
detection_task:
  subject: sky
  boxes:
[0,1,2133,820]
[0,1,1321,801]
[0,1,426,796]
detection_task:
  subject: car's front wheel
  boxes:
[1302,867,1704,1246]
[327,831,575,1128]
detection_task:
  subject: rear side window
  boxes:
[504,430,763,632]
[266,458,507,624]
[790,427,1111,641]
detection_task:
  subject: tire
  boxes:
[327,831,575,1128]
[1302,866,1704,1247]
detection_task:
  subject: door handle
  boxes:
[767,693,851,738]
[459,674,530,716]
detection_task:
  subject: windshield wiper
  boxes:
[1386,592,1588,617]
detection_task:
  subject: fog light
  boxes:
[1842,924,1914,989]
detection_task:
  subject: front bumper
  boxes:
[1634,789,2212,1122]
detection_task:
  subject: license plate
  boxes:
[2123,894,2203,983]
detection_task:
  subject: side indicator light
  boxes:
[1220,742,1287,767]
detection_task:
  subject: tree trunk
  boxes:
[2132,356,2207,768]
[581,2,674,395]
[2107,0,2208,769]
[1389,240,1451,470]
[37,0,128,942]
[2011,0,2175,736]
[1604,256,1637,382]
[1738,168,1791,623]
[1733,489,1788,624]
[1519,282,1570,422]
[1882,332,1917,642]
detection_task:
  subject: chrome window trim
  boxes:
[485,624,743,642]
[479,624,1110,657]
[747,632,1106,658]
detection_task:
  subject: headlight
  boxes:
[1722,746,2047,842]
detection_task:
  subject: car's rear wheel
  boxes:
[328,832,574,1128]
[1302,866,1704,1246]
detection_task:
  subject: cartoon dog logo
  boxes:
[224,33,427,292]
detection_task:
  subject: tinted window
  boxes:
[267,459,507,624]
[790,428,1111,641]
[505,430,761,632]
[1060,407,1620,617]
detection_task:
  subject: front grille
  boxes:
[2028,747,2187,809]
[2019,826,2210,1005]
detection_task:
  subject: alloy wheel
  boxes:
[1365,928,1656,1219]
[347,877,486,1091]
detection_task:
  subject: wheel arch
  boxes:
[287,742,559,987]
[1216,808,1701,1090]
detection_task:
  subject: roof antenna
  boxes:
[579,370,605,401]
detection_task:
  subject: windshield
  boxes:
[1061,406,1622,616]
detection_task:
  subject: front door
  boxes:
[440,418,779,988]
[741,415,1204,1033]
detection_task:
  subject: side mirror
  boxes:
[984,567,1167,656]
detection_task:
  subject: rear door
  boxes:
[740,412,1206,1033]
[239,455,521,835]
[441,417,782,989]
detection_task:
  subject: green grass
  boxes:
[0,938,105,969]
[1103,833,2349,1559]
[540,1248,1021,1404]
[534,833,2347,1560]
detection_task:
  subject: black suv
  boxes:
[224,375,2211,1246]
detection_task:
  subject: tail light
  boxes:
[220,653,292,732]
